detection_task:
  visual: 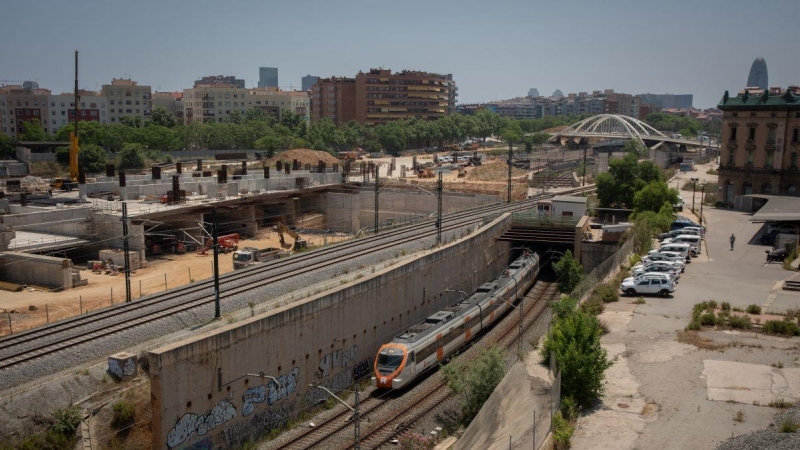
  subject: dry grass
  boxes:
[466,161,528,181]
[94,383,152,450]
[677,330,726,351]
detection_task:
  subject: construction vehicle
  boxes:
[232,247,289,270]
[417,168,435,178]
[276,223,307,251]
[51,51,81,192]
[197,233,240,255]
[337,151,360,161]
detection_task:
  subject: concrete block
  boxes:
[108,352,138,379]
[99,248,141,269]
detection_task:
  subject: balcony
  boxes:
[766,139,777,151]
[727,140,737,149]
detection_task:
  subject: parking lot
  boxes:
[571,163,800,450]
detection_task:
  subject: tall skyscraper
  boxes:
[259,67,278,88]
[746,57,768,90]
[302,75,320,91]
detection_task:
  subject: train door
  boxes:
[436,334,444,360]
[465,316,472,340]
[407,351,416,378]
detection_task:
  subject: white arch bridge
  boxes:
[548,114,703,150]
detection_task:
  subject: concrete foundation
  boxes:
[148,214,514,450]
[108,352,138,380]
[0,251,74,290]
[99,249,141,270]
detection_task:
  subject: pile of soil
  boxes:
[543,125,569,134]
[267,149,339,166]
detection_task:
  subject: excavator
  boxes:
[276,222,307,251]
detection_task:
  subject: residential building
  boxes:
[301,75,319,92]
[101,78,152,124]
[717,86,800,206]
[310,77,356,125]
[195,76,245,89]
[48,90,108,132]
[0,85,52,137]
[640,93,693,110]
[258,68,278,88]
[528,88,540,98]
[747,57,769,90]
[354,69,457,125]
[153,91,184,121]
[183,84,309,124]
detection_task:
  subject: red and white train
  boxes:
[371,252,541,389]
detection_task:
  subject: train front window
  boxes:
[377,352,404,375]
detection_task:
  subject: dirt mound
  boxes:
[543,125,568,134]
[267,149,339,166]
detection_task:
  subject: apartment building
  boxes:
[355,69,457,125]
[717,86,800,206]
[183,84,310,124]
[101,78,152,124]
[153,91,184,120]
[301,75,319,92]
[196,75,245,89]
[0,85,52,137]
[48,90,108,131]
[310,77,356,125]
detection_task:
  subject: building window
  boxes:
[792,153,798,169]
[748,128,756,141]
[766,152,773,168]
[768,128,776,142]
[728,150,735,164]
[747,150,754,164]
[730,127,736,141]
[793,129,799,143]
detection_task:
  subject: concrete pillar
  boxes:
[241,161,247,176]
[176,161,182,174]
[196,159,202,171]
[264,166,270,179]
[152,166,161,180]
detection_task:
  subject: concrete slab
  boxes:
[635,340,696,364]
[9,230,89,253]
[703,360,800,405]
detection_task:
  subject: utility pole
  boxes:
[507,140,513,203]
[582,147,587,187]
[121,202,132,303]
[212,208,221,319]
[374,167,379,235]
[437,172,443,244]
[354,387,361,450]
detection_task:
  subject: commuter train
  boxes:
[371,251,540,389]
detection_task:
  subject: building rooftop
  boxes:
[552,195,588,204]
[748,195,800,222]
[718,87,800,110]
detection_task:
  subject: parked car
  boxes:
[760,229,780,246]
[659,251,689,263]
[641,254,686,271]
[633,264,680,281]
[620,277,675,297]
[673,199,684,212]
[622,273,673,285]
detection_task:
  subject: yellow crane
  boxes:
[50,51,80,192]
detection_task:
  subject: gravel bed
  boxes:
[714,406,800,450]
[0,223,475,393]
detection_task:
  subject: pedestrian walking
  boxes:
[730,233,736,251]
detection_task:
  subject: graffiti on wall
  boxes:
[166,399,237,449]
[242,367,299,416]
[304,345,373,407]
[315,345,358,378]
[223,401,293,449]
[352,357,374,380]
[108,357,136,378]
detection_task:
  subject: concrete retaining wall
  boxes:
[148,214,513,450]
[0,206,91,236]
[0,251,73,289]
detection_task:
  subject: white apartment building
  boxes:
[48,91,108,133]
[0,85,52,137]
[101,78,152,124]
[183,85,310,124]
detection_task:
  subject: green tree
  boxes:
[149,106,179,128]
[442,345,507,421]
[474,109,500,142]
[119,116,143,128]
[633,181,679,214]
[541,310,613,407]
[0,133,15,158]
[78,143,108,174]
[623,139,645,157]
[553,250,584,293]
[118,144,146,171]
[595,153,641,208]
[19,119,48,141]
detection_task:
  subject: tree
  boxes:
[442,345,507,421]
[119,116,143,128]
[78,143,108,174]
[0,133,14,158]
[541,309,613,407]
[553,250,584,294]
[623,139,646,157]
[595,153,641,208]
[254,133,283,157]
[149,106,179,128]
[118,144,146,171]
[19,119,48,141]
[633,181,678,214]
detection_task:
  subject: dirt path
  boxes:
[0,231,350,336]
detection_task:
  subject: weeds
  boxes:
[733,307,744,312]
[763,320,800,336]
[734,410,745,422]
[770,398,794,409]
[580,296,605,316]
[728,315,752,330]
[552,412,575,450]
[779,419,798,433]
[721,302,731,312]
[746,304,762,315]
[634,297,646,305]
[111,400,136,430]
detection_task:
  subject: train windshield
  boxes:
[376,351,404,375]
[233,253,250,262]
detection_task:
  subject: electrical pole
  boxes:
[212,208,221,319]
[121,202,132,303]
[354,387,361,450]
[507,140,513,203]
[582,147,587,187]
[437,171,443,244]
[374,167,379,235]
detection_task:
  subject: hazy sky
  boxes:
[1,0,798,109]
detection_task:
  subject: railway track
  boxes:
[0,186,592,375]
[271,281,561,450]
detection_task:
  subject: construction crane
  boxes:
[50,51,80,192]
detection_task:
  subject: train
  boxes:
[371,251,541,389]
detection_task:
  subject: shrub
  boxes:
[553,250,584,293]
[729,315,752,330]
[111,400,136,430]
[721,302,731,312]
[779,419,798,433]
[733,307,744,312]
[118,144,146,171]
[560,396,579,422]
[442,345,507,421]
[763,320,800,337]
[552,412,575,450]
[707,300,718,310]
[746,304,762,315]
[593,284,619,303]
[700,312,717,326]
[580,296,605,316]
[50,406,82,437]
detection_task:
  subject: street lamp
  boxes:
[690,177,699,214]
[309,383,361,450]
[699,183,706,226]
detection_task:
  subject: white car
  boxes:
[633,263,680,280]
[623,272,673,285]
[620,277,675,297]
[640,255,685,272]
[659,251,689,263]
[643,252,686,264]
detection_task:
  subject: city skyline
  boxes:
[1,0,798,109]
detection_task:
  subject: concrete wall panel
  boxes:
[148,215,513,449]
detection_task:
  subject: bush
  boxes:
[552,296,579,320]
[118,144,146,171]
[442,345,507,421]
[111,400,136,430]
[552,412,575,450]
[746,304,762,315]
[580,296,605,316]
[721,302,731,312]
[780,419,798,433]
[78,143,108,174]
[707,300,718,309]
[593,284,619,303]
[541,310,613,407]
[700,312,717,326]
[763,320,800,337]
[553,250,584,293]
[728,315,752,330]
[50,406,82,437]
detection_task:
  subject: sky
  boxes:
[1,0,798,109]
